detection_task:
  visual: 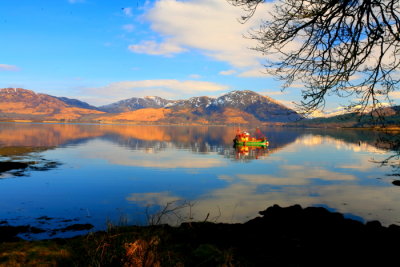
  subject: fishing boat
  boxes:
[233,128,269,146]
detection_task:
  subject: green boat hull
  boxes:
[234,141,268,146]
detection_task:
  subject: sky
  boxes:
[1,0,399,113]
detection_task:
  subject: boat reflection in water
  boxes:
[234,144,269,160]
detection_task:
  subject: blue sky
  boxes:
[1,0,398,113]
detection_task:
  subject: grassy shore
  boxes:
[1,204,400,267]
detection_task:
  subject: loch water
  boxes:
[0,123,399,239]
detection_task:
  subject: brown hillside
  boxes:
[96,108,171,122]
[0,88,104,120]
[220,108,257,124]
[205,107,260,124]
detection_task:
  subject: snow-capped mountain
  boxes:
[98,90,303,122]
[0,88,303,123]
[205,90,302,122]
[98,96,174,113]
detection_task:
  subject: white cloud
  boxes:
[83,79,229,105]
[288,83,305,88]
[219,69,236,76]
[122,24,135,32]
[238,68,271,78]
[189,74,201,79]
[260,91,286,96]
[128,40,187,56]
[389,91,400,99]
[0,64,20,71]
[129,0,274,68]
[122,7,133,17]
[109,80,226,92]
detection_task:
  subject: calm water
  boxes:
[0,123,399,239]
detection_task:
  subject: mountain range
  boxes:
[0,88,302,124]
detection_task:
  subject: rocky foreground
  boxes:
[1,204,400,266]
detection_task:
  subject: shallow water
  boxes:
[0,123,399,239]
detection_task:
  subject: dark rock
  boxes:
[388,224,400,231]
[29,227,46,234]
[0,225,45,242]
[0,162,28,173]
[58,223,94,232]
[366,220,382,229]
[392,180,400,186]
[60,219,74,223]
[188,204,400,266]
[36,216,53,221]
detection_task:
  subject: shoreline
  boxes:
[1,120,399,130]
[1,204,400,266]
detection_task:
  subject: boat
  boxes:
[233,128,269,146]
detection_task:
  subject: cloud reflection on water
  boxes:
[0,123,399,233]
[120,132,400,226]
[181,183,400,226]
[127,192,181,207]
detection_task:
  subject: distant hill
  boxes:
[0,88,104,121]
[54,96,100,111]
[0,88,302,124]
[294,106,400,127]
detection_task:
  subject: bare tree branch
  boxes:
[230,0,400,114]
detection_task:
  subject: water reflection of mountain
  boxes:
[0,123,103,147]
[0,123,398,157]
[76,126,304,157]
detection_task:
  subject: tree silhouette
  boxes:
[230,0,400,114]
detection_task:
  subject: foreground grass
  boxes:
[0,240,71,266]
[0,224,235,267]
[1,204,400,266]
